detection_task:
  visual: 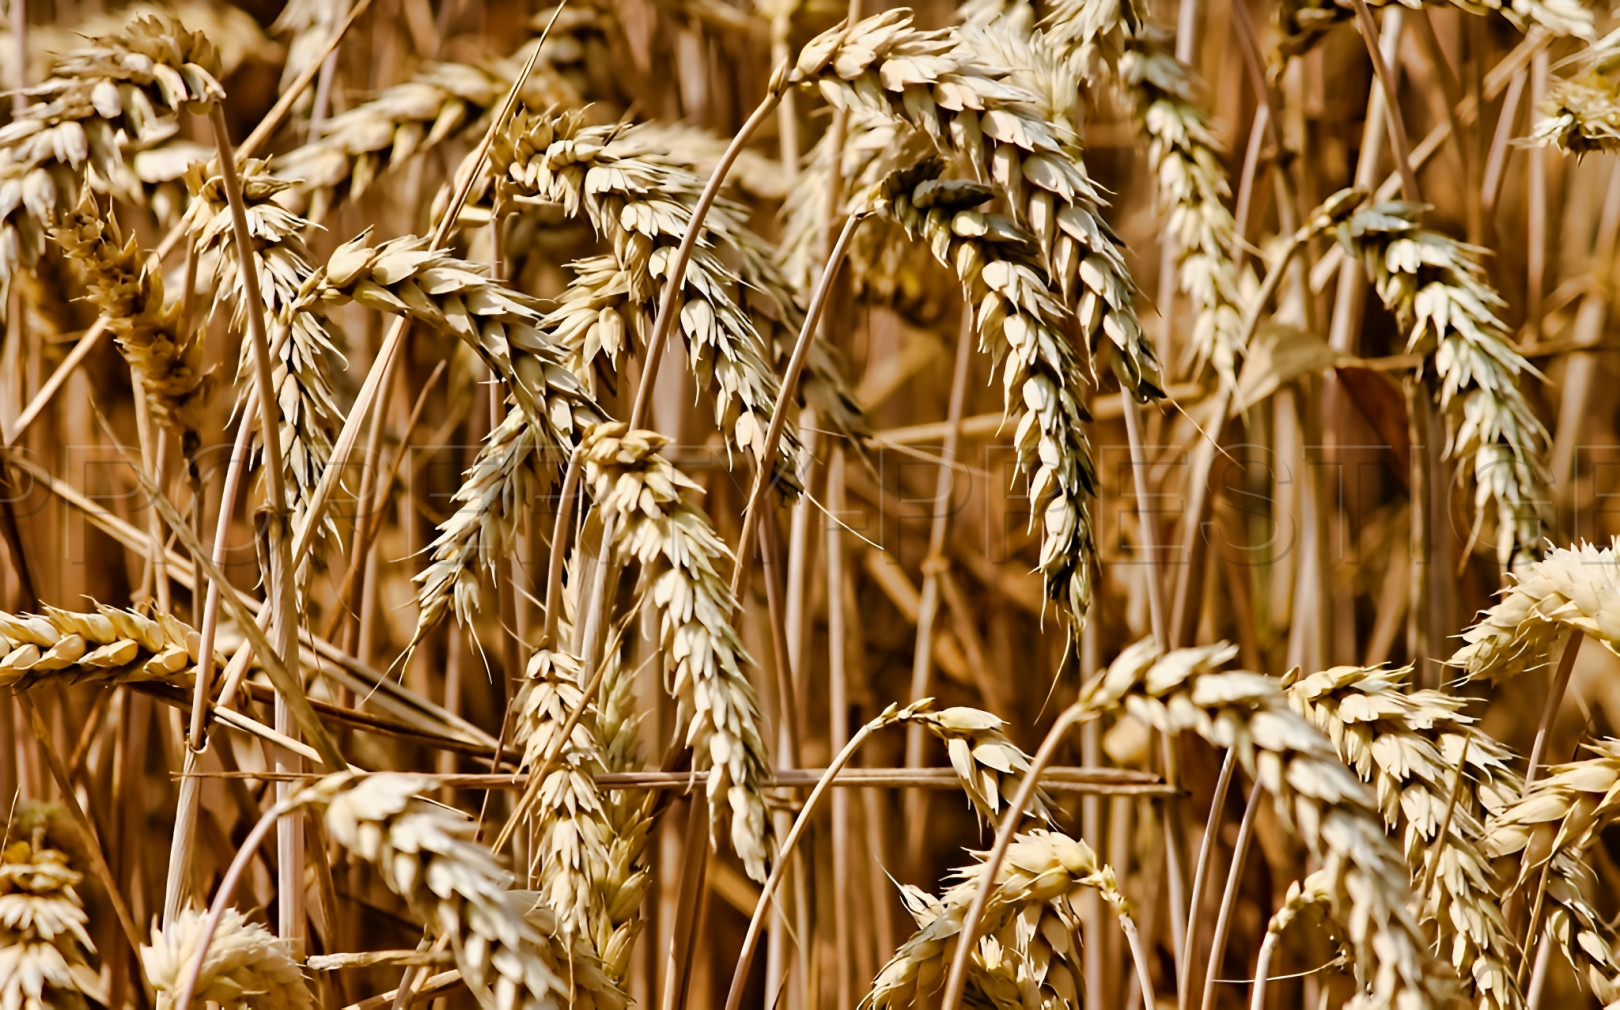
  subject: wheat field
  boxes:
[4,0,1620,1007]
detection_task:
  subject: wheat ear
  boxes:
[877,162,1098,629]
[143,907,313,1010]
[579,423,775,881]
[1334,202,1551,568]
[0,837,97,1010]
[0,605,206,691]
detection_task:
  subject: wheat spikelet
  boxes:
[0,14,223,294]
[1480,740,1620,1004]
[54,192,215,448]
[491,110,800,484]
[190,160,345,558]
[1276,0,1592,58]
[1286,664,1521,1010]
[143,907,313,1010]
[1334,202,1550,568]
[909,706,1055,824]
[867,830,1128,1009]
[789,9,1164,401]
[580,423,774,881]
[0,605,204,691]
[1451,540,1620,683]
[876,163,1098,629]
[271,9,607,220]
[1086,639,1459,1007]
[300,771,627,1010]
[0,837,97,1010]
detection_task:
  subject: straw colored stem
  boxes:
[1199,780,1261,1010]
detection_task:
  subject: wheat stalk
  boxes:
[189,160,345,560]
[143,907,313,1010]
[1276,0,1591,57]
[788,9,1165,402]
[0,837,97,1010]
[1333,201,1551,568]
[0,15,224,298]
[299,771,627,1010]
[579,423,775,881]
[876,162,1098,629]
[1286,663,1522,1010]
[1084,639,1459,1007]
[1451,540,1620,683]
[0,605,205,691]
[53,192,216,449]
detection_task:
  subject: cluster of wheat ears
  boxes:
[11,0,1620,1007]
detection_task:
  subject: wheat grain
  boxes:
[1085,639,1459,1007]
[580,423,775,881]
[876,162,1098,629]
[143,907,313,1010]
[0,606,204,691]
[0,837,97,1010]
[1452,540,1620,683]
[1334,201,1551,568]
[299,771,626,1010]
[53,192,215,449]
[789,9,1165,402]
[1287,664,1521,1010]
[190,160,345,560]
[0,15,223,298]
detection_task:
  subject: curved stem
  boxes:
[939,700,1092,1010]
[1178,748,1236,1009]
[722,707,906,1010]
[729,210,863,600]
[1120,912,1159,1010]
[1248,932,1280,1010]
[1199,780,1262,1010]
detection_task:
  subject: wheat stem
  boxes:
[1199,781,1261,1010]
[1179,748,1236,1009]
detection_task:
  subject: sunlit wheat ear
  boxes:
[1451,540,1620,683]
[1088,639,1459,1008]
[0,605,207,691]
[491,110,801,487]
[1287,664,1521,1010]
[876,162,1098,630]
[910,706,1055,823]
[1481,740,1620,1004]
[143,907,313,1010]
[1275,0,1591,58]
[0,14,223,300]
[53,192,215,450]
[189,160,346,563]
[512,646,614,937]
[0,837,97,1010]
[579,423,775,882]
[790,9,1163,401]
[867,830,1128,1010]
[1333,203,1551,569]
[299,772,627,1010]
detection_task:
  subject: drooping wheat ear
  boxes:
[909,706,1056,824]
[876,163,1098,630]
[579,423,775,882]
[0,15,223,293]
[190,161,346,559]
[1286,664,1522,1010]
[1451,540,1620,683]
[512,646,615,937]
[1086,638,1460,1008]
[53,193,215,449]
[299,772,627,1010]
[1528,72,1620,155]
[302,233,603,639]
[867,830,1130,1010]
[143,907,313,1010]
[0,838,97,1010]
[1334,202,1551,569]
[1481,740,1620,1004]
[789,9,1164,401]
[272,8,607,220]
[1275,0,1592,58]
[491,110,801,486]
[0,606,205,691]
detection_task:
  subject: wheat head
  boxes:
[0,605,204,691]
[0,837,97,1010]
[143,906,313,1010]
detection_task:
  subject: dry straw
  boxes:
[0,838,98,1010]
[1275,0,1591,56]
[143,907,313,1010]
